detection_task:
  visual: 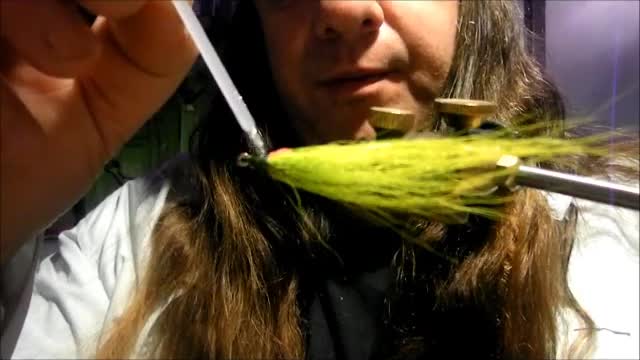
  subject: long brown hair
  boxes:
[96,1,608,359]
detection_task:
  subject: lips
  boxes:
[317,68,391,96]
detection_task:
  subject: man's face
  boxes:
[255,0,458,144]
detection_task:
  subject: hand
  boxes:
[1,0,198,263]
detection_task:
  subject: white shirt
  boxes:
[2,176,639,359]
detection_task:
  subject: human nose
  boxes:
[313,0,384,41]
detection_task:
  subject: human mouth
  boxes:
[317,69,392,97]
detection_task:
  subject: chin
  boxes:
[332,109,379,141]
[319,121,376,143]
[354,122,377,141]
[296,109,378,144]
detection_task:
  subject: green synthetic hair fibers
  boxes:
[256,133,599,224]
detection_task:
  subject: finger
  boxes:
[0,0,100,78]
[77,0,146,20]
[78,1,197,156]
[0,80,38,262]
[0,80,96,263]
[103,0,198,76]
